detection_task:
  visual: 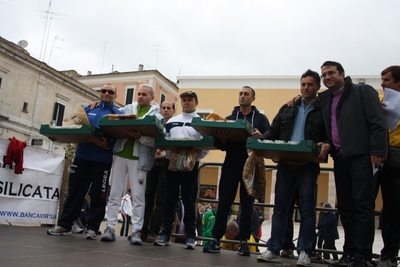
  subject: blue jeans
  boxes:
[267,162,319,256]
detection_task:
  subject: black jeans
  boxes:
[212,158,254,241]
[160,161,199,239]
[142,163,166,235]
[375,164,400,260]
[334,154,376,261]
[58,157,111,232]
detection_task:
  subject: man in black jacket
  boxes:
[256,69,330,266]
[318,61,387,267]
[203,86,270,256]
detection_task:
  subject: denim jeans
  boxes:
[267,161,319,256]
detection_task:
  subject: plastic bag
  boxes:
[63,107,90,126]
[242,149,266,202]
[168,148,196,172]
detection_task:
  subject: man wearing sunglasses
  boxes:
[101,84,163,245]
[318,61,387,267]
[47,83,123,238]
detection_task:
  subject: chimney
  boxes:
[87,71,92,75]
[138,64,144,71]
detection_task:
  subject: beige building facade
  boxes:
[0,37,105,154]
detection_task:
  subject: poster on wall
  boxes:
[0,138,64,224]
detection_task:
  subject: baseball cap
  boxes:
[179,91,198,101]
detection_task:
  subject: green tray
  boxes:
[40,125,107,143]
[154,136,216,150]
[98,115,164,138]
[246,138,327,163]
[191,117,254,143]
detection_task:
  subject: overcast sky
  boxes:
[1,0,399,82]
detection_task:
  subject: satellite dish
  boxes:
[17,40,28,48]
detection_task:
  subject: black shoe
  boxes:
[330,254,354,267]
[203,238,221,253]
[238,240,250,256]
[349,259,368,267]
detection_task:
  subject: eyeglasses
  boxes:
[100,89,116,95]
[321,71,338,78]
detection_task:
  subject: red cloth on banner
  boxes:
[5,137,27,174]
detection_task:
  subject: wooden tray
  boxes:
[191,117,254,143]
[246,138,327,163]
[98,115,164,138]
[40,125,107,143]
[154,136,216,150]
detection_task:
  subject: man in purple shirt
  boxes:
[318,61,387,267]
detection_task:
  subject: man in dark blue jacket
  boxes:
[203,86,270,256]
[47,83,123,239]
[256,70,330,266]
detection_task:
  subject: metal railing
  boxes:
[192,162,389,260]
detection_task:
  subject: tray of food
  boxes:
[246,138,327,163]
[40,125,107,143]
[191,117,255,143]
[98,115,164,138]
[154,136,216,150]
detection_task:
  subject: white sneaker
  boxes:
[85,229,97,240]
[297,250,311,267]
[130,231,142,245]
[72,220,84,234]
[257,250,280,262]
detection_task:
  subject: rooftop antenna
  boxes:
[154,44,165,69]
[39,0,65,62]
[48,35,64,65]
[101,41,112,74]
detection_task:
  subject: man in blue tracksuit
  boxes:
[203,86,270,256]
[47,83,123,239]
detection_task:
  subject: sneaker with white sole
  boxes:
[257,250,280,262]
[202,238,221,253]
[47,226,72,236]
[130,231,142,245]
[72,220,84,234]
[85,229,97,240]
[297,250,311,267]
[101,227,116,242]
[154,233,171,246]
[185,237,196,249]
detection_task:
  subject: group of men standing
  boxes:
[46,61,399,267]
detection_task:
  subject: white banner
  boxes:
[0,138,64,224]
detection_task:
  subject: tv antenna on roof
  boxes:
[101,41,113,74]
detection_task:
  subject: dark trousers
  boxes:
[142,163,165,235]
[334,154,376,261]
[161,161,199,239]
[212,158,254,241]
[323,239,338,260]
[58,157,111,232]
[120,215,131,237]
[375,164,400,260]
[283,188,298,249]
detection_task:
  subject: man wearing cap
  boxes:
[154,91,209,249]
[203,86,270,256]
